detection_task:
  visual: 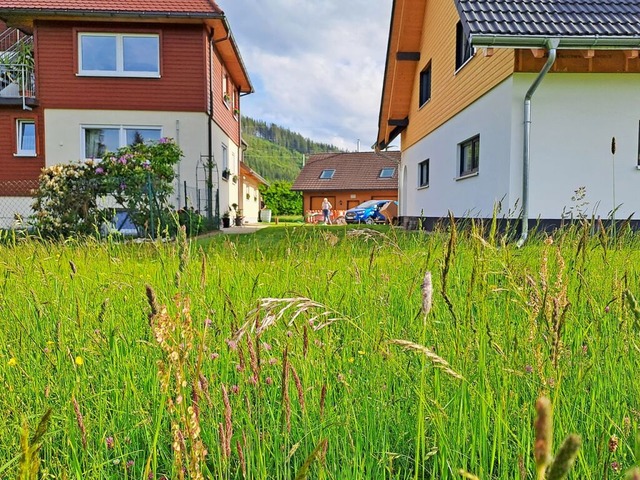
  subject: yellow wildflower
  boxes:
[75,356,84,366]
[7,357,17,366]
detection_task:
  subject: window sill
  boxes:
[417,185,429,190]
[454,53,475,75]
[418,98,431,110]
[14,153,37,158]
[456,171,478,181]
[636,165,640,170]
[76,72,161,79]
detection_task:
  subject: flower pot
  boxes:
[234,217,243,226]
[222,217,231,228]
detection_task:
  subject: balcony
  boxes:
[0,30,36,109]
[0,64,36,107]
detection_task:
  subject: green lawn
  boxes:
[1,224,639,479]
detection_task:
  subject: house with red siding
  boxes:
[0,0,252,227]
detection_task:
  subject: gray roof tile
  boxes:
[456,0,640,37]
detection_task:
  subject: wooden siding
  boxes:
[210,44,240,145]
[303,190,398,211]
[0,108,45,193]
[516,49,640,74]
[401,0,514,149]
[35,21,207,112]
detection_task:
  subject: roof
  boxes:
[240,161,269,187]
[292,151,400,192]
[0,0,222,16]
[376,0,427,150]
[455,0,640,48]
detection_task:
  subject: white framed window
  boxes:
[222,144,228,172]
[16,120,36,156]
[459,135,480,177]
[78,33,160,77]
[82,125,162,159]
[418,159,429,187]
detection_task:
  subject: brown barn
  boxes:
[292,151,399,222]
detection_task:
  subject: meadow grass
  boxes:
[0,223,639,479]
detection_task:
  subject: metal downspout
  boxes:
[517,39,559,247]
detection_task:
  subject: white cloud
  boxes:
[221,0,392,150]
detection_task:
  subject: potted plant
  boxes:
[222,168,231,180]
[222,210,231,228]
[234,208,244,226]
[232,174,238,184]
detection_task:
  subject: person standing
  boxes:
[321,197,332,225]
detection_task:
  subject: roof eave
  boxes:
[471,34,640,50]
[0,9,223,20]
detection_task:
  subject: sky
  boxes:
[220,0,396,152]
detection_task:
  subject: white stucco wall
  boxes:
[400,78,515,219]
[43,109,240,218]
[512,73,640,220]
[401,72,640,222]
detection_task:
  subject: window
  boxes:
[418,159,430,187]
[319,169,335,179]
[459,135,480,177]
[222,144,228,173]
[455,22,474,70]
[17,120,36,156]
[79,33,160,77]
[419,63,432,106]
[380,167,395,178]
[83,126,161,159]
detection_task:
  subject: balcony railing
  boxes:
[0,64,35,109]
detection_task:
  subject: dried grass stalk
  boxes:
[389,339,464,380]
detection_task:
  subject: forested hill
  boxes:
[241,117,343,183]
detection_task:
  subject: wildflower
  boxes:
[231,385,239,394]
[204,318,212,328]
[95,167,104,174]
[611,461,621,472]
[582,344,588,355]
[7,357,17,366]
[525,364,533,374]
[210,352,219,360]
[226,339,238,351]
[126,460,134,470]
[262,342,272,351]
[106,436,115,449]
[348,357,354,363]
[605,305,610,313]
[609,434,619,453]
[265,376,273,385]
[75,356,84,366]
[268,357,278,366]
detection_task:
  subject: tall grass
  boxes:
[0,223,639,478]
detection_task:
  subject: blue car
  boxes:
[344,200,396,224]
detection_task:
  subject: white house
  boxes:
[376,0,640,239]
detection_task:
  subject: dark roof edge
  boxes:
[375,0,397,151]
[471,34,640,50]
[0,8,223,19]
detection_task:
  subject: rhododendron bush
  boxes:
[32,139,182,238]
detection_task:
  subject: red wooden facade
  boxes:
[0,15,245,191]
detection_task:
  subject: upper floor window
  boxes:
[79,33,160,77]
[459,135,480,177]
[455,22,474,71]
[222,144,229,172]
[17,120,36,156]
[418,159,430,187]
[83,125,162,159]
[419,63,432,107]
[320,169,335,179]
[379,167,395,178]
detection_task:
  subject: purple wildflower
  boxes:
[95,167,104,174]
[106,436,114,449]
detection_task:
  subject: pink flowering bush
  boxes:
[31,139,182,238]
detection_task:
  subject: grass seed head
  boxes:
[534,397,553,472]
[546,434,581,480]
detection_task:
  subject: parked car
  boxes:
[344,200,397,224]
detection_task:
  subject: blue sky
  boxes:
[220,0,396,151]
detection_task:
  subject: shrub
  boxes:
[31,139,182,238]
